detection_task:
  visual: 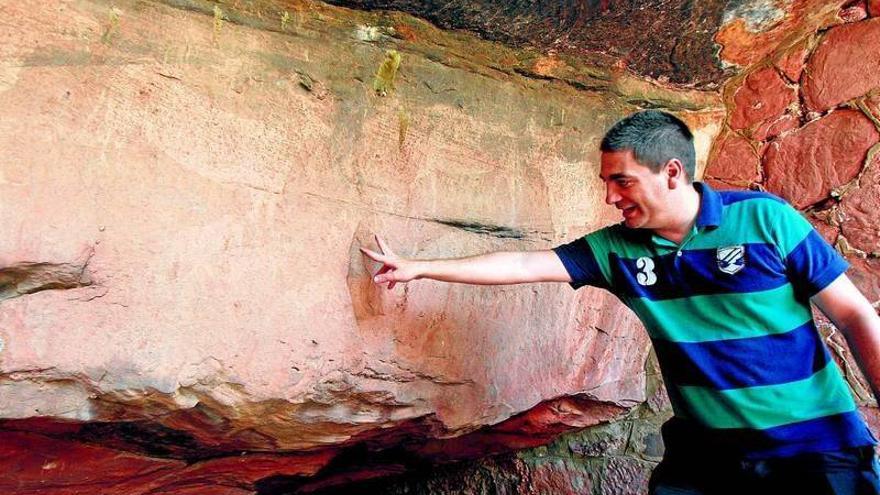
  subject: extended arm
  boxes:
[812,273,880,404]
[359,235,572,289]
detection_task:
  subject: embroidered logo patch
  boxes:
[717,245,745,275]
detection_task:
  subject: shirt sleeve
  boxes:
[775,203,849,299]
[552,237,610,290]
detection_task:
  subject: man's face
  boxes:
[600,150,674,230]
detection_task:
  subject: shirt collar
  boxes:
[694,181,722,229]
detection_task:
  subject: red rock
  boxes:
[865,93,880,122]
[774,43,811,83]
[752,112,800,141]
[173,451,337,485]
[162,488,252,495]
[841,152,880,253]
[519,459,594,495]
[704,132,761,185]
[729,67,797,131]
[869,0,880,16]
[0,431,183,494]
[715,0,842,69]
[839,4,869,22]
[803,18,880,112]
[413,398,627,462]
[847,256,880,304]
[811,217,841,245]
[0,0,669,491]
[764,110,879,208]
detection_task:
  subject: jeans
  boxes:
[649,447,880,495]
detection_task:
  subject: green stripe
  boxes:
[584,227,646,287]
[677,360,855,429]
[628,283,812,342]
[686,199,811,256]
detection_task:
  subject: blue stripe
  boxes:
[610,243,787,300]
[786,229,849,299]
[719,189,785,206]
[552,237,609,290]
[662,412,876,459]
[653,321,829,390]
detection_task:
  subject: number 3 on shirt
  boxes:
[636,257,657,286]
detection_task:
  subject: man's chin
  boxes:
[622,217,645,229]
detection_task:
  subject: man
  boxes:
[359,111,880,494]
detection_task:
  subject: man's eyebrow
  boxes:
[599,173,633,181]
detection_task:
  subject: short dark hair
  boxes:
[600,110,696,181]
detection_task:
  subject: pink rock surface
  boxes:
[841,152,880,254]
[752,112,800,142]
[704,132,760,186]
[848,257,880,304]
[0,0,710,491]
[729,67,797,132]
[865,93,880,122]
[803,18,880,112]
[763,110,879,208]
[774,43,810,83]
[715,0,847,69]
[839,4,869,22]
[0,431,182,495]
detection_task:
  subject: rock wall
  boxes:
[1,0,877,494]
[0,1,723,494]
[343,3,880,494]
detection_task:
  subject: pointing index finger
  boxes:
[374,235,395,256]
[359,246,389,264]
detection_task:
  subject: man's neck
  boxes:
[651,184,702,245]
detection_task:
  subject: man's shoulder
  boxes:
[715,188,794,225]
[715,188,787,208]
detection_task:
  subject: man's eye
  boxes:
[618,180,632,187]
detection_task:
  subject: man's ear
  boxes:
[665,159,685,188]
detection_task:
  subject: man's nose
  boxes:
[605,186,620,205]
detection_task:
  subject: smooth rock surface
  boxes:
[729,67,796,132]
[0,0,725,492]
[3,0,880,493]
[763,110,878,209]
[841,152,880,255]
[704,132,760,187]
[803,18,880,112]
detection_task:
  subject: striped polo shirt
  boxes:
[554,182,876,458]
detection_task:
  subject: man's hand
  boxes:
[360,235,421,290]
[360,234,572,287]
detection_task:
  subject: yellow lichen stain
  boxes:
[373,50,402,97]
[213,5,225,46]
[101,7,121,45]
[280,10,291,31]
[398,109,410,149]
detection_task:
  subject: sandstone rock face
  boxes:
[729,67,796,133]
[714,0,848,69]
[3,0,879,494]
[803,18,880,112]
[841,152,880,255]
[764,109,879,209]
[0,0,724,493]
[330,0,733,87]
[704,132,761,188]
